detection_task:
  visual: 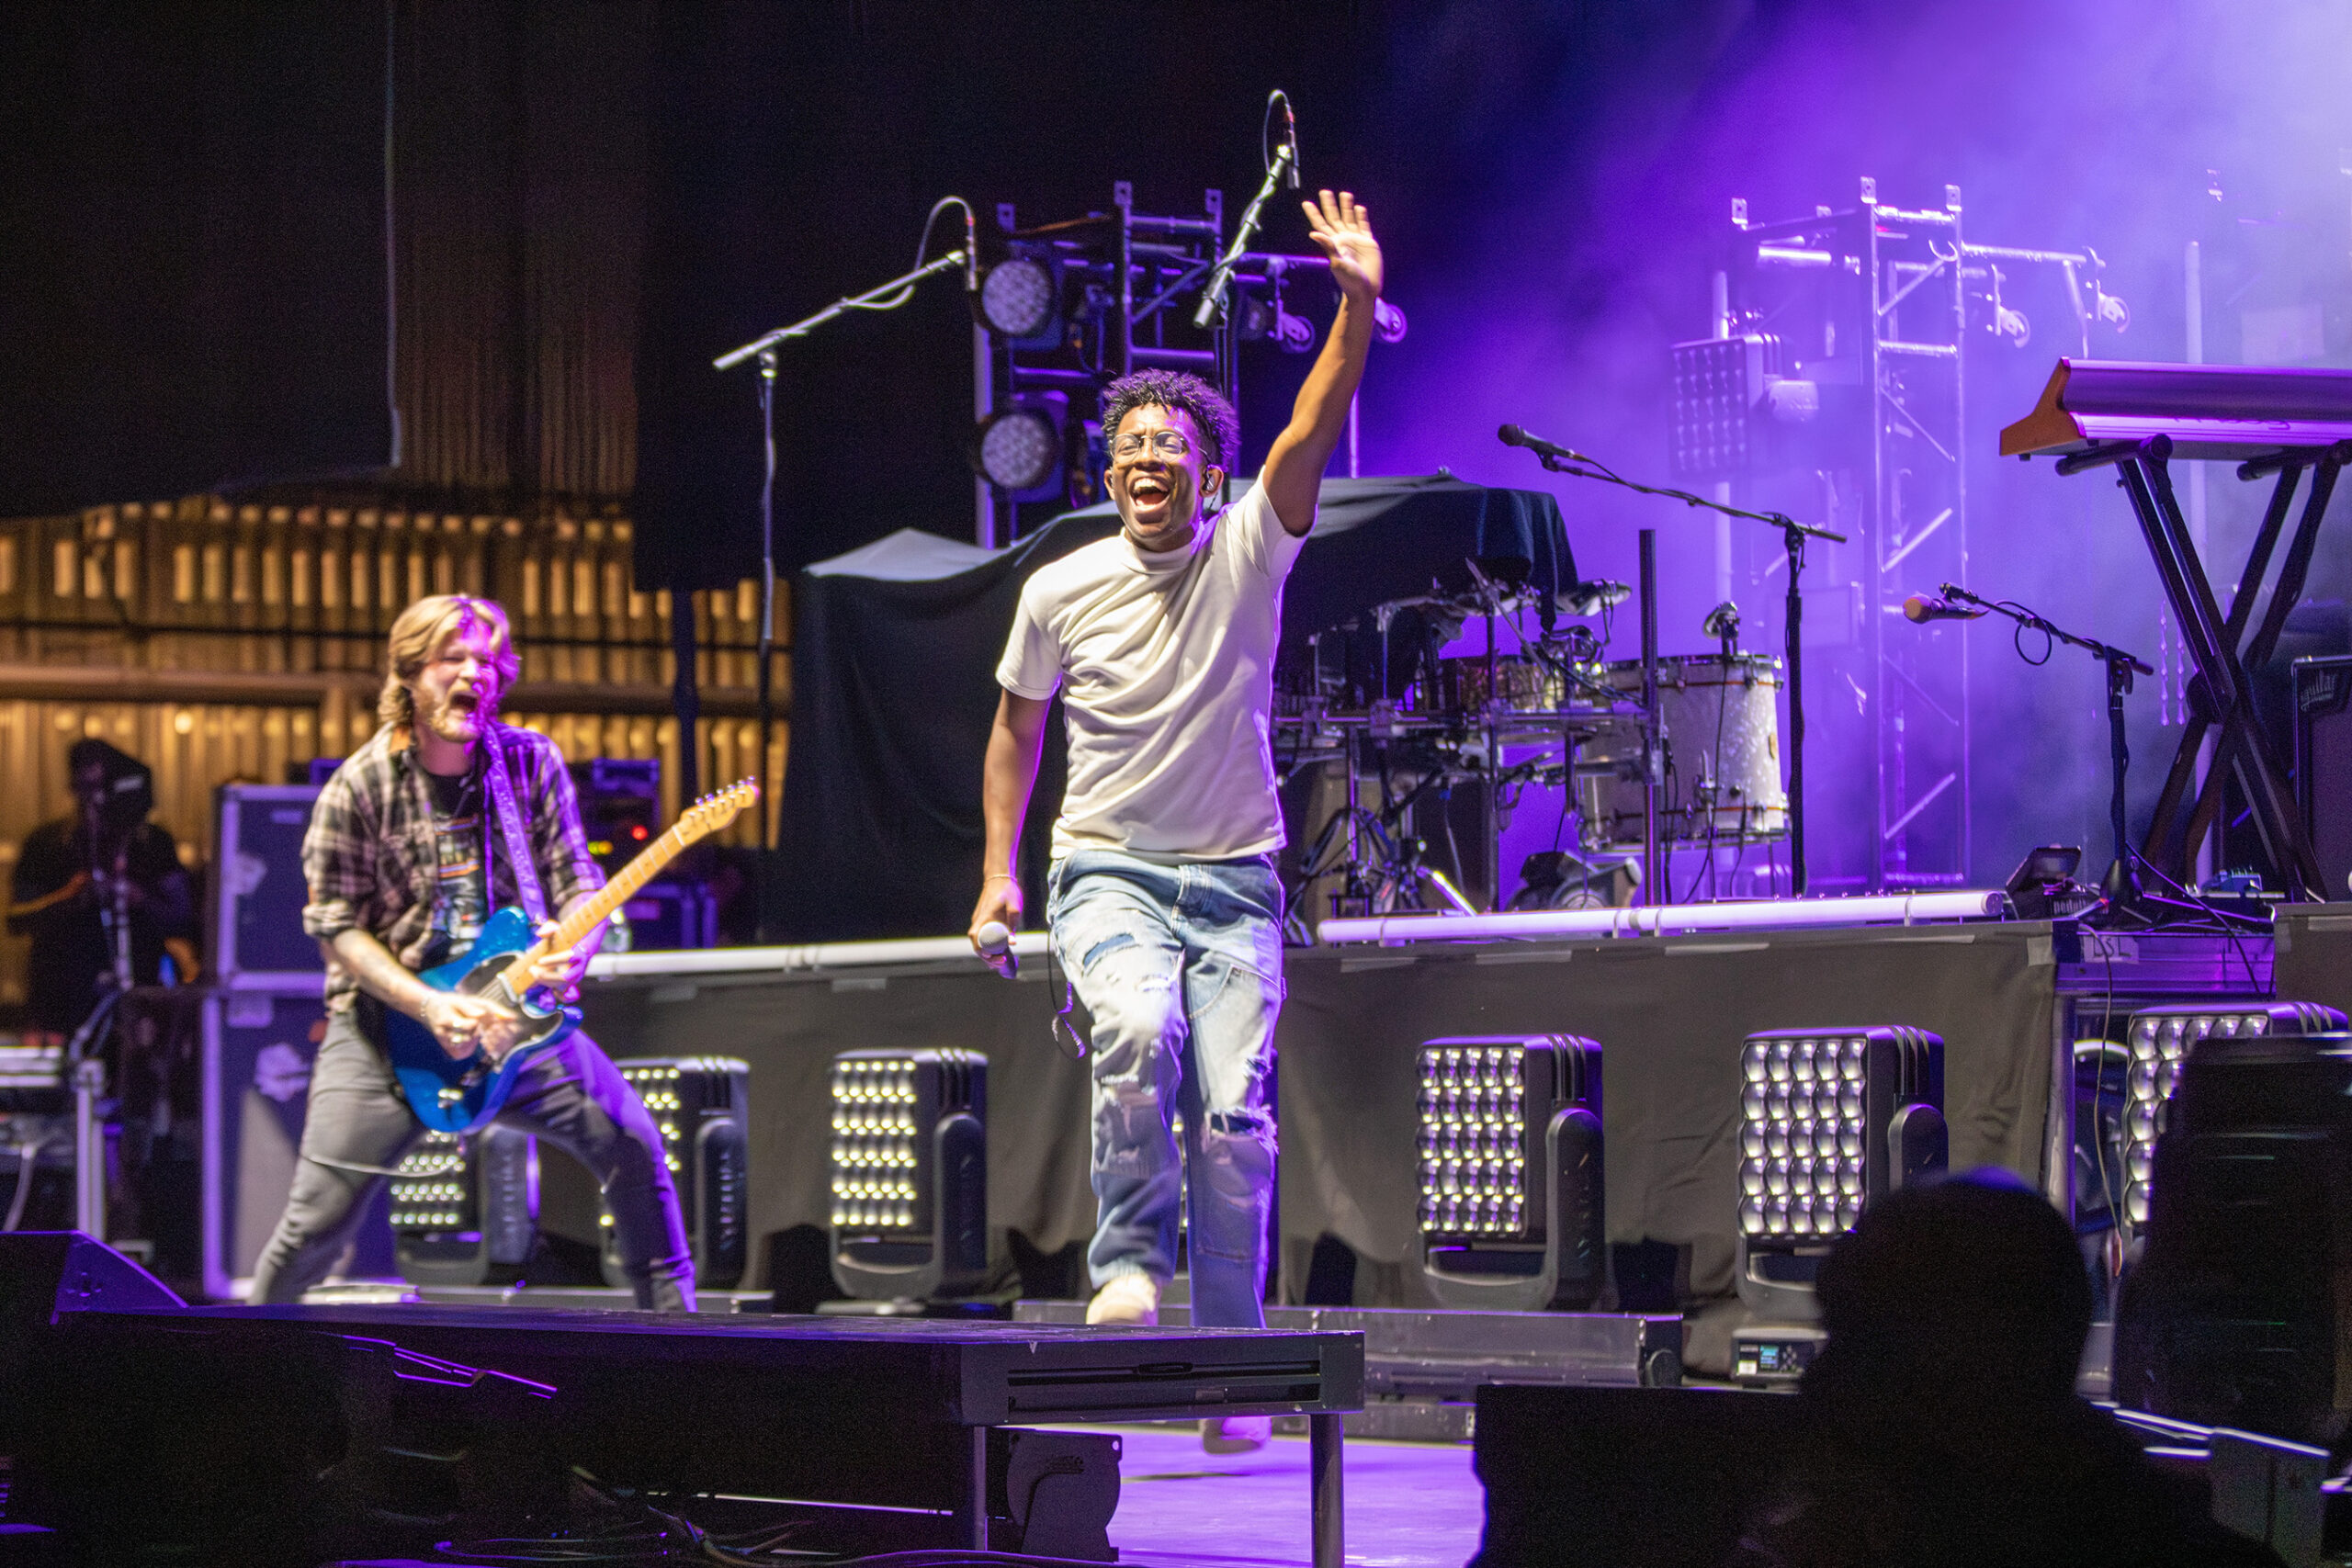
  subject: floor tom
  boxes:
[1577,654,1788,849]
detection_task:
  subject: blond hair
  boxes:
[379,594,522,732]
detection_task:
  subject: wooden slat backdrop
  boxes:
[0,496,786,1009]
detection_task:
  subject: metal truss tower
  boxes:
[1682,179,2124,890]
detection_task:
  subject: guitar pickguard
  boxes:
[382,906,582,1133]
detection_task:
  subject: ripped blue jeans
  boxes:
[1047,848,1283,1329]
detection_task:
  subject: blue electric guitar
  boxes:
[384,780,760,1133]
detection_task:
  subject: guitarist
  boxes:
[248,594,695,1310]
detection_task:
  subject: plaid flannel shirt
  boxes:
[302,722,605,1012]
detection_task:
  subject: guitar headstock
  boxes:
[675,778,761,846]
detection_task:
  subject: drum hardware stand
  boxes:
[1503,433,1842,895]
[2055,435,2340,899]
[1637,530,1663,902]
[1933,583,2157,924]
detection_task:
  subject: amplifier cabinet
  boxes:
[2294,656,2352,900]
[210,784,324,985]
[199,987,393,1301]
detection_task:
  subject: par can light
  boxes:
[974,402,1065,499]
[979,255,1058,341]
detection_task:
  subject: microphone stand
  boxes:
[1510,444,1843,896]
[67,801,135,1239]
[1937,584,2157,923]
[1192,139,1295,331]
[712,245,970,855]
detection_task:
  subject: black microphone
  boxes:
[1281,98,1301,190]
[1498,424,1589,465]
[1902,593,1984,624]
[963,205,978,294]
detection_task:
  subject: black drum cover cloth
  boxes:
[773,475,1575,942]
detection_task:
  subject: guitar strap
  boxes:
[481,725,550,926]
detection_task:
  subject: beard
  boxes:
[417,682,494,744]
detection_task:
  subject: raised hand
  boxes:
[1302,188,1383,304]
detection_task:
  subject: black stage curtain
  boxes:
[771,476,1574,943]
[769,511,1119,943]
[0,5,392,516]
[577,921,2053,1306]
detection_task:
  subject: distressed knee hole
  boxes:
[1080,931,1138,972]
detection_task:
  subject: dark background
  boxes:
[0,4,394,516]
[4,0,2348,886]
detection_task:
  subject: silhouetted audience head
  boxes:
[1807,1166,2092,1441]
[1730,1169,2281,1567]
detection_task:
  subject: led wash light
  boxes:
[598,1056,751,1291]
[389,1126,537,1287]
[829,1048,989,1301]
[1416,1034,1606,1312]
[2118,1002,2342,1246]
[1734,1026,1945,1343]
[1737,1028,1944,1243]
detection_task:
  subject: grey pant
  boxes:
[248,1002,696,1310]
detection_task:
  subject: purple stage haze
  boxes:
[1351,0,2352,886]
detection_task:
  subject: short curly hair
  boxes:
[1097,369,1239,475]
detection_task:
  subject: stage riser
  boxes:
[1017,1300,1683,1400]
[574,921,2077,1310]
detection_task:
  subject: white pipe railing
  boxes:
[230,897,2006,990]
[584,931,1046,982]
[1316,891,2007,947]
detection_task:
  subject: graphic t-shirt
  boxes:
[422,766,488,964]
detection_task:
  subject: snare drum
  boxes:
[1576,654,1788,849]
[1439,655,1566,716]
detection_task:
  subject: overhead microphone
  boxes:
[963,203,978,294]
[1281,96,1302,189]
[1902,592,1984,624]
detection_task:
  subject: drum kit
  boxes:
[1276,570,1790,920]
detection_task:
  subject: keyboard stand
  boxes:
[2058,434,2342,897]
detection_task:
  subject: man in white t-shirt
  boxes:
[970,190,1382,1448]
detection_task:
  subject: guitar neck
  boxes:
[496,823,693,993]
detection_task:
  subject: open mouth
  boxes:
[1127,475,1173,512]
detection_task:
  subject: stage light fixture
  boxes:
[597,1056,751,1292]
[2117,1002,2343,1246]
[1733,1026,1945,1360]
[829,1048,989,1301]
[1416,1034,1606,1311]
[2114,1029,2352,1453]
[978,255,1059,343]
[389,1125,537,1287]
[972,392,1069,503]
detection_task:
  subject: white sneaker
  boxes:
[1202,1415,1272,1454]
[1085,1274,1160,1325]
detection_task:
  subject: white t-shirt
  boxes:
[998,479,1307,861]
